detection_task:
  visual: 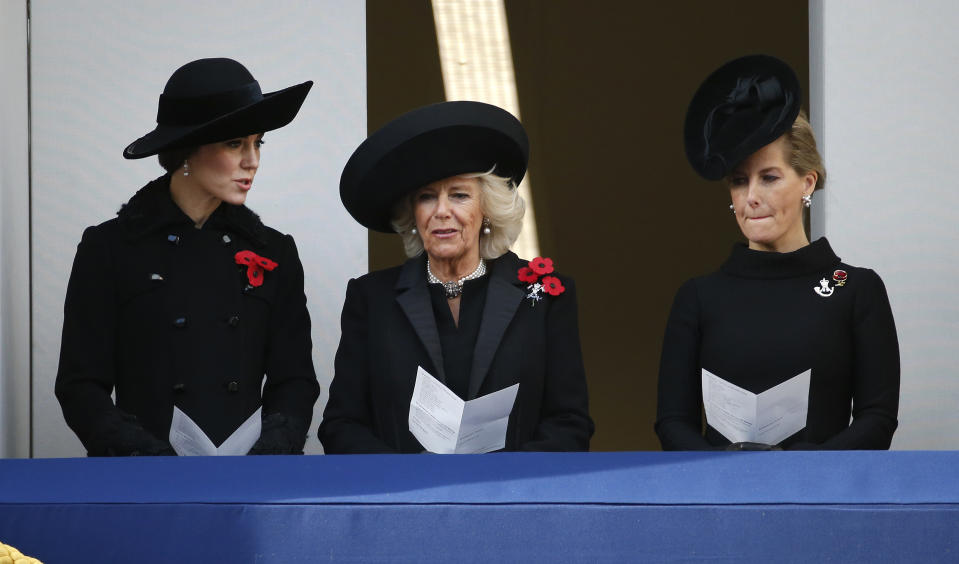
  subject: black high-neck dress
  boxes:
[655,238,900,450]
[427,276,490,400]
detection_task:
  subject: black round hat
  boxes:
[340,101,529,233]
[123,58,312,159]
[684,54,802,180]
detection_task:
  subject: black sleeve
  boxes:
[655,279,714,450]
[520,277,594,451]
[255,234,320,454]
[799,269,900,450]
[55,226,174,456]
[318,278,398,453]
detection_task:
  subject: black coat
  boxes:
[319,251,594,453]
[55,175,319,455]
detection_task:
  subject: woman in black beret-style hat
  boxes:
[656,55,900,451]
[319,101,594,453]
[56,58,320,456]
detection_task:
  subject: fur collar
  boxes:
[117,174,267,246]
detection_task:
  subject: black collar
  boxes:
[720,237,841,279]
[117,174,266,246]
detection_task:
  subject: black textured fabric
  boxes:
[656,238,900,450]
[684,54,802,180]
[428,276,490,400]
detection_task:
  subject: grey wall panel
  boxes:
[0,1,32,458]
[30,1,366,457]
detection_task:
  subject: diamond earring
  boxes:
[183,161,190,177]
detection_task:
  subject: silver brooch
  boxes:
[814,278,834,298]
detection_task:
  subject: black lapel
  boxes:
[395,254,446,383]
[467,252,525,399]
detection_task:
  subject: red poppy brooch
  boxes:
[517,256,565,306]
[814,269,848,298]
[235,250,278,288]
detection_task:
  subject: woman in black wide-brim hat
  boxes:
[55,58,320,455]
[319,101,593,453]
[655,55,900,450]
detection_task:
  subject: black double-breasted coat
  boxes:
[318,251,594,453]
[55,175,319,455]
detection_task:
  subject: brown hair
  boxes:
[157,146,196,173]
[784,110,826,191]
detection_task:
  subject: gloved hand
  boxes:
[725,441,782,451]
[248,413,308,455]
[92,412,176,456]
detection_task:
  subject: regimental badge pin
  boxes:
[832,269,848,287]
[814,278,834,297]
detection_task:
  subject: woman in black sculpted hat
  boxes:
[320,101,593,453]
[56,58,319,456]
[656,55,900,450]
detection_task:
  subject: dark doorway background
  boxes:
[366,0,809,450]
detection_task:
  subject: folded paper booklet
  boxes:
[701,368,811,445]
[408,366,519,454]
[169,405,262,456]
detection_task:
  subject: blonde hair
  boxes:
[784,110,826,191]
[390,170,526,259]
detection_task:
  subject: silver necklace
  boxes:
[427,258,487,299]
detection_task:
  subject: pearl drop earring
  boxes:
[482,217,491,235]
[729,204,735,214]
[802,194,812,208]
[411,227,417,235]
[182,161,190,177]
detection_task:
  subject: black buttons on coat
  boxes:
[172,383,186,393]
[227,381,239,393]
[227,315,240,327]
[172,316,188,328]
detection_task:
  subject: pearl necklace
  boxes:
[427,258,487,299]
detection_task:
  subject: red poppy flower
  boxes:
[235,250,278,287]
[832,269,847,286]
[234,250,257,266]
[518,266,539,284]
[541,275,565,296]
[256,256,278,270]
[529,256,554,275]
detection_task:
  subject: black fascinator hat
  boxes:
[684,54,802,180]
[123,58,312,159]
[339,101,529,233]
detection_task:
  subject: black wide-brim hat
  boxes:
[123,58,312,159]
[340,101,529,233]
[684,54,802,181]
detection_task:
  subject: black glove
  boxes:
[247,413,308,455]
[92,412,176,456]
[725,441,783,451]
